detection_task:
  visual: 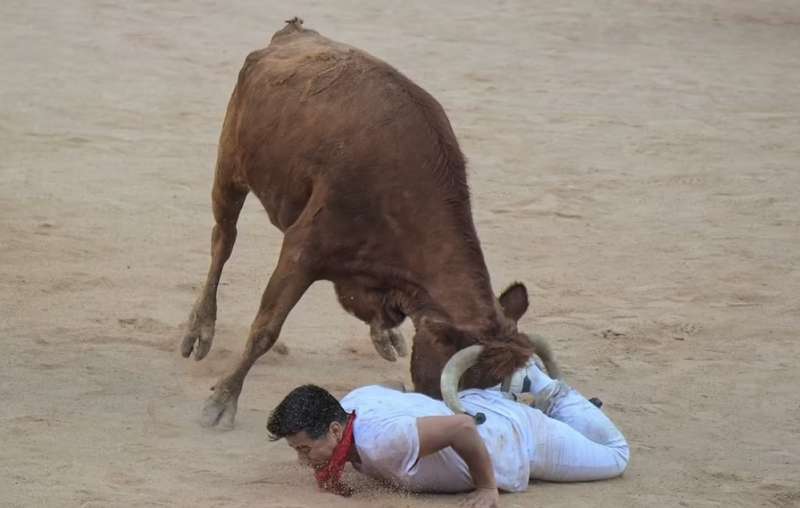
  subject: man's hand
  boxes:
[460,487,500,508]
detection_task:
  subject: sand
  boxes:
[2,1,799,507]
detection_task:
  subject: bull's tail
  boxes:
[283,16,304,29]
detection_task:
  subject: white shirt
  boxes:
[340,385,536,493]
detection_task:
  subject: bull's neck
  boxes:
[414,228,498,329]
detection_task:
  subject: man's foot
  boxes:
[503,356,604,412]
[506,355,559,395]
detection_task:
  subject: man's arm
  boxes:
[416,415,499,506]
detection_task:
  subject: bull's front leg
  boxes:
[334,282,408,361]
[369,323,408,362]
[200,234,314,429]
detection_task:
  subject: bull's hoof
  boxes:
[200,389,238,429]
[181,310,215,361]
[389,329,408,358]
[370,327,407,362]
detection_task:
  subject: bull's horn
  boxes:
[440,345,485,421]
[528,333,561,380]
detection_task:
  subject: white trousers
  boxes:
[495,360,630,482]
[527,386,630,482]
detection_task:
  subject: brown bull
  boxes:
[182,19,556,428]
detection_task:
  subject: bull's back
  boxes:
[223,27,463,232]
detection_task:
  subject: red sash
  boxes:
[314,412,356,496]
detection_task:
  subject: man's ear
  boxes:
[329,420,344,441]
[498,282,529,322]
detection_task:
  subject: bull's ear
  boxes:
[499,282,529,322]
[422,318,477,349]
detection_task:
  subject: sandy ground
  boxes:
[2,1,799,507]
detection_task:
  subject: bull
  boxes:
[181,18,558,428]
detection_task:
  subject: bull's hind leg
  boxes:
[200,224,316,428]
[181,178,247,361]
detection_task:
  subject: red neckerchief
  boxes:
[314,412,356,496]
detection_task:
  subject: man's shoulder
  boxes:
[341,385,451,419]
[345,388,422,479]
[341,385,409,409]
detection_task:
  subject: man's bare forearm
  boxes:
[416,415,497,491]
[449,416,497,490]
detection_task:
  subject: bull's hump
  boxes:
[269,19,363,59]
[261,26,372,83]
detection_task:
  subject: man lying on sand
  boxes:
[267,357,629,508]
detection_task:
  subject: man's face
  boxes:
[286,422,343,469]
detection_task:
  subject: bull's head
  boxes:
[413,282,560,420]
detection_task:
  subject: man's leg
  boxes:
[523,363,630,482]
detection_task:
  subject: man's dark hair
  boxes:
[267,384,348,441]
